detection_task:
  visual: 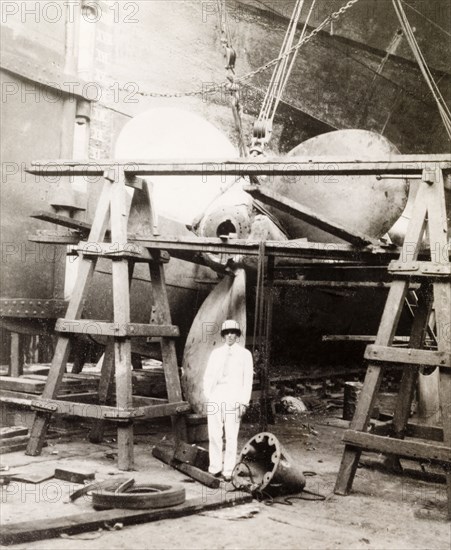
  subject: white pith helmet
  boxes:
[221,319,241,336]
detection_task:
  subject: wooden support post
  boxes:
[426,167,451,519]
[260,256,275,431]
[141,178,159,236]
[149,256,187,443]
[392,284,433,439]
[334,179,429,495]
[384,283,433,471]
[109,169,134,470]
[334,167,451,520]
[9,332,23,377]
[89,341,115,443]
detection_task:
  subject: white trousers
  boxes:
[206,400,241,476]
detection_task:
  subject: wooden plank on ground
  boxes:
[0,489,252,545]
[152,444,220,488]
[0,389,98,402]
[0,435,29,448]
[54,467,95,484]
[0,442,29,454]
[10,472,54,484]
[0,426,28,438]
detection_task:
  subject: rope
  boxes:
[392,0,451,140]
[236,0,361,87]
[259,0,305,124]
[357,27,404,126]
[253,0,318,150]
[277,0,317,104]
[400,0,451,38]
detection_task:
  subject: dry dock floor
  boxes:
[1,413,449,550]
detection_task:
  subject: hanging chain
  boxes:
[102,0,360,102]
[217,0,249,156]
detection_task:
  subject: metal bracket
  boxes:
[30,400,58,413]
[389,261,420,272]
[0,299,68,319]
[103,409,145,420]
[388,261,451,277]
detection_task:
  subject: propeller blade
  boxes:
[181,268,246,413]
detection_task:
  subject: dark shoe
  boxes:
[211,472,222,479]
[222,474,232,482]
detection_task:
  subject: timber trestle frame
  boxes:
[25,168,188,470]
[26,155,450,484]
[332,164,451,519]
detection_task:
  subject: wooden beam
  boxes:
[342,430,451,465]
[275,280,392,288]
[76,241,156,262]
[28,232,81,245]
[55,319,179,338]
[132,236,405,262]
[26,155,451,177]
[0,391,97,407]
[31,211,92,234]
[152,445,220,488]
[322,335,410,342]
[29,398,190,420]
[244,184,374,246]
[0,491,252,546]
[364,345,450,368]
[0,376,46,394]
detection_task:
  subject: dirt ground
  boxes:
[1,412,450,550]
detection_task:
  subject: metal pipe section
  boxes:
[234,432,306,496]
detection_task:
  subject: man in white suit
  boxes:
[203,320,254,481]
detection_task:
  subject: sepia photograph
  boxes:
[0,1,450,548]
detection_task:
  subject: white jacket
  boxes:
[203,343,254,406]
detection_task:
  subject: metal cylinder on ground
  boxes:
[234,432,306,496]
